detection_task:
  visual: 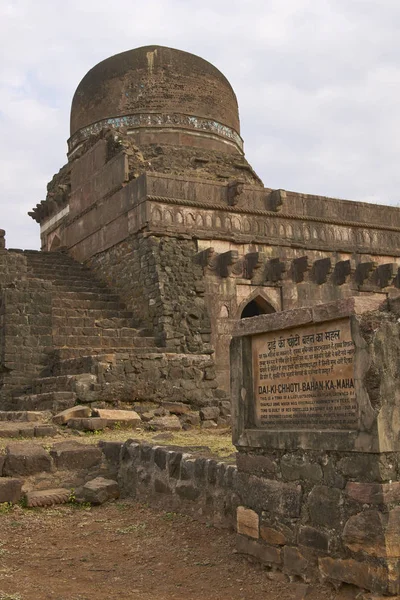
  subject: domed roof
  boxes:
[69,45,243,155]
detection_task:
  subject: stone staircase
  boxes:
[25,250,156,355]
[6,251,160,412]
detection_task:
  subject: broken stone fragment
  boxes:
[199,406,220,421]
[92,408,141,426]
[53,405,92,425]
[67,417,107,431]
[150,415,182,431]
[201,420,218,429]
[79,477,119,505]
[161,402,190,415]
[25,488,70,508]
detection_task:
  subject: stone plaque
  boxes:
[252,318,357,430]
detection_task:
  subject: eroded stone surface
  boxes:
[4,443,53,476]
[53,405,92,425]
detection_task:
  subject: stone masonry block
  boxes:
[0,478,22,504]
[3,443,53,476]
[53,405,92,425]
[237,534,282,566]
[237,506,259,538]
[50,442,102,470]
[79,477,119,505]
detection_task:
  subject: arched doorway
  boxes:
[240,295,275,319]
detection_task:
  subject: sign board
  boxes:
[252,318,357,429]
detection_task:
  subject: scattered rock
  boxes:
[67,417,107,431]
[92,409,141,426]
[53,405,92,425]
[74,373,98,403]
[141,411,156,422]
[152,432,174,441]
[79,477,119,505]
[150,416,182,431]
[200,407,220,421]
[201,419,218,429]
[182,411,200,426]
[161,402,190,415]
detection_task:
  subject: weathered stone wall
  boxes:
[116,440,238,530]
[235,449,400,594]
[49,350,228,412]
[229,298,400,596]
[0,266,52,398]
[87,234,212,353]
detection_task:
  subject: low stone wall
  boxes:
[116,440,239,529]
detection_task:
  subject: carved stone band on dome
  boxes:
[68,112,244,153]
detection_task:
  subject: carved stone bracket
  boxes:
[354,262,377,286]
[311,258,332,285]
[333,259,355,286]
[244,252,265,279]
[291,256,310,283]
[266,189,286,212]
[375,263,398,288]
[194,247,215,268]
[217,250,239,277]
[227,181,244,206]
[266,258,286,283]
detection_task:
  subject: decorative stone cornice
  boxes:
[146,194,400,233]
[68,112,244,154]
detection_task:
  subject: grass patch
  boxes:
[115,523,146,535]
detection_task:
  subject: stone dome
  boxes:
[68,45,243,156]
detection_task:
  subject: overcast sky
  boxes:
[1,0,400,249]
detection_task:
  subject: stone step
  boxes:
[0,422,56,438]
[52,299,127,310]
[51,347,160,367]
[52,327,145,338]
[30,375,78,394]
[52,316,136,328]
[36,281,110,293]
[12,391,77,412]
[53,345,157,359]
[52,290,122,302]
[53,336,139,348]
[0,411,51,422]
[52,308,135,319]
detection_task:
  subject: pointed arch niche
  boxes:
[239,291,277,319]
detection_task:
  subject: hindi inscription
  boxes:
[252,318,357,429]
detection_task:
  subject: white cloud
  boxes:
[1,0,400,247]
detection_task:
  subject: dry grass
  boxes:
[0,426,236,458]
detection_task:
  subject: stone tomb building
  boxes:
[2,45,400,416]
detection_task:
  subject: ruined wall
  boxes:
[0,250,52,398]
[87,234,212,353]
[49,350,227,411]
[117,440,238,530]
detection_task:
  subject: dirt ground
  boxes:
[0,500,361,600]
